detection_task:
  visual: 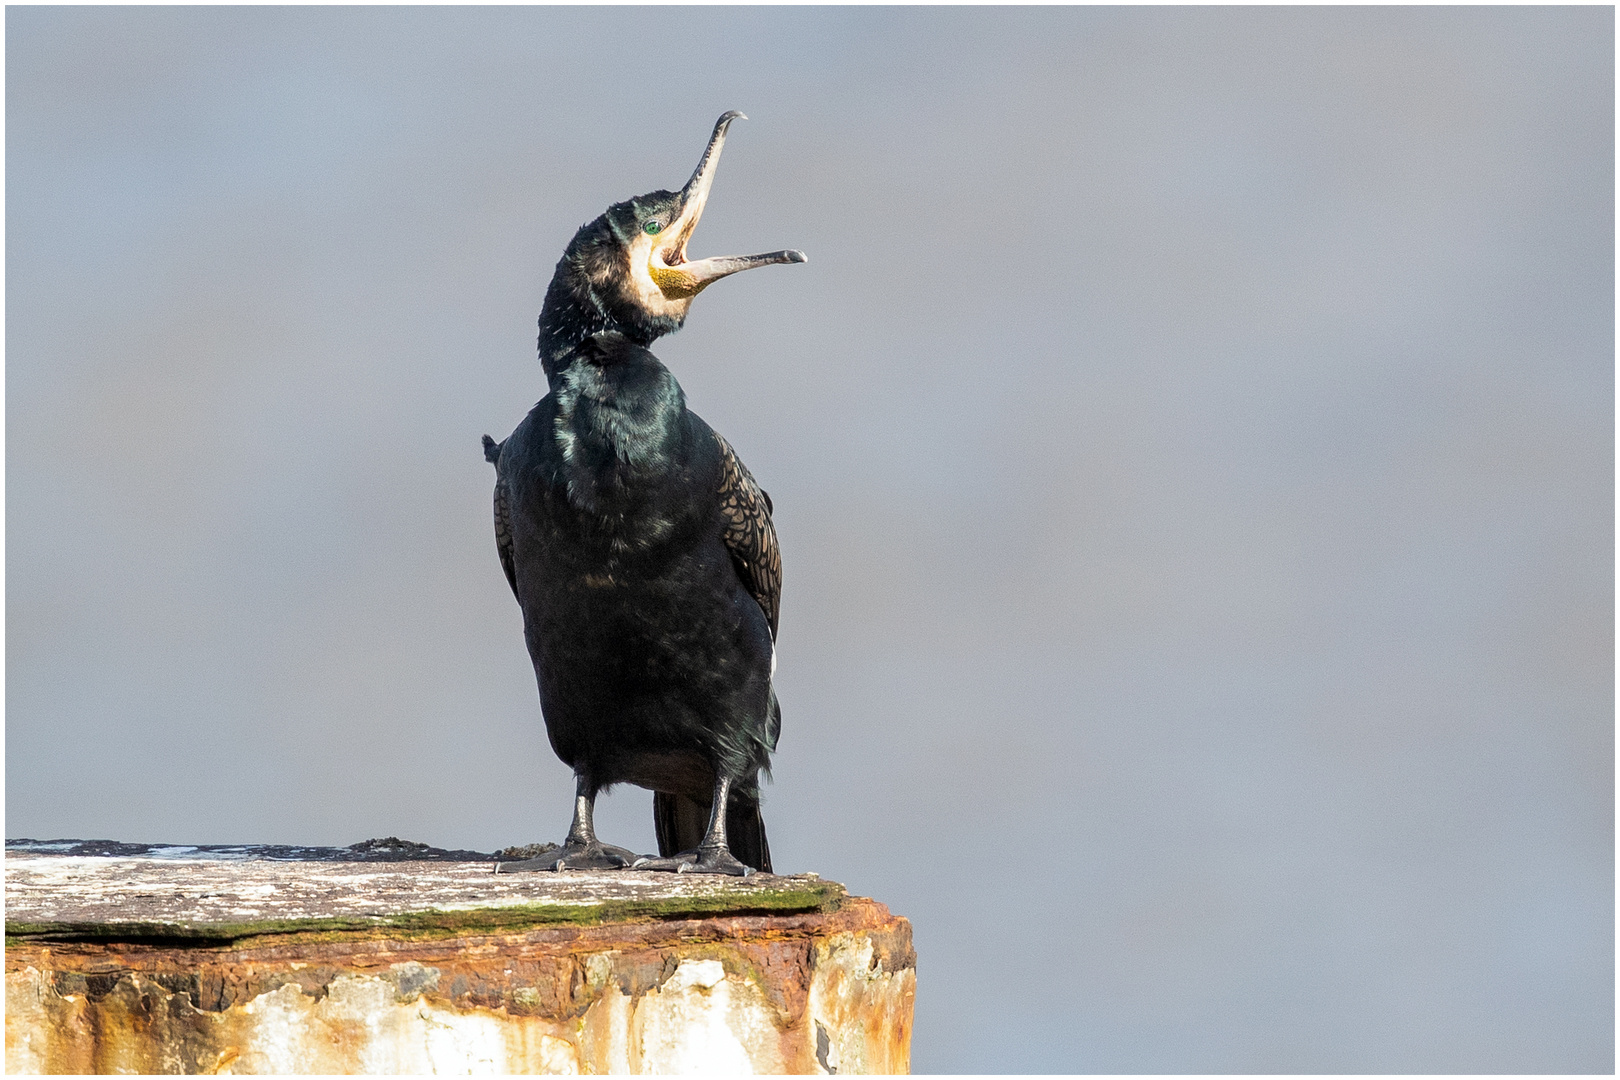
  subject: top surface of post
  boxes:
[4,841,843,944]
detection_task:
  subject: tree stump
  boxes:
[4,844,914,1074]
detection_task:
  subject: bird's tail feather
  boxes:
[727,797,772,874]
[653,790,772,874]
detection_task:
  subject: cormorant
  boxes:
[484,113,803,876]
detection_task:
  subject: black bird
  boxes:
[485,113,802,876]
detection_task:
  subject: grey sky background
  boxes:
[6,7,1612,1072]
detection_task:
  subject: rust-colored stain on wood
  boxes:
[5,855,914,1075]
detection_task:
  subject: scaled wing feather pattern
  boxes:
[714,431,781,641]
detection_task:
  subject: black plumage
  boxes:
[486,113,803,876]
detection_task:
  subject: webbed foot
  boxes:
[496,839,640,873]
[633,845,755,877]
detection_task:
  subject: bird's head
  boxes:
[542,112,806,361]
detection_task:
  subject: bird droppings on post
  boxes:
[4,845,914,1073]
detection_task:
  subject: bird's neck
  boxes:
[538,280,616,389]
[538,269,681,389]
[551,334,686,516]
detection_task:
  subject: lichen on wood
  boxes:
[5,853,844,945]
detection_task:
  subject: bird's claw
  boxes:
[495,839,640,873]
[633,846,754,877]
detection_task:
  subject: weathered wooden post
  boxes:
[4,843,914,1074]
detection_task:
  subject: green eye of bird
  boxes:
[644,220,663,235]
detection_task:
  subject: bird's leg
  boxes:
[495,775,640,872]
[633,773,754,876]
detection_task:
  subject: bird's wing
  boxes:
[714,431,781,640]
[493,481,518,600]
[483,434,519,600]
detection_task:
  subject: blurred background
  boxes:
[7,7,1612,1072]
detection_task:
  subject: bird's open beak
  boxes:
[649,112,807,300]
